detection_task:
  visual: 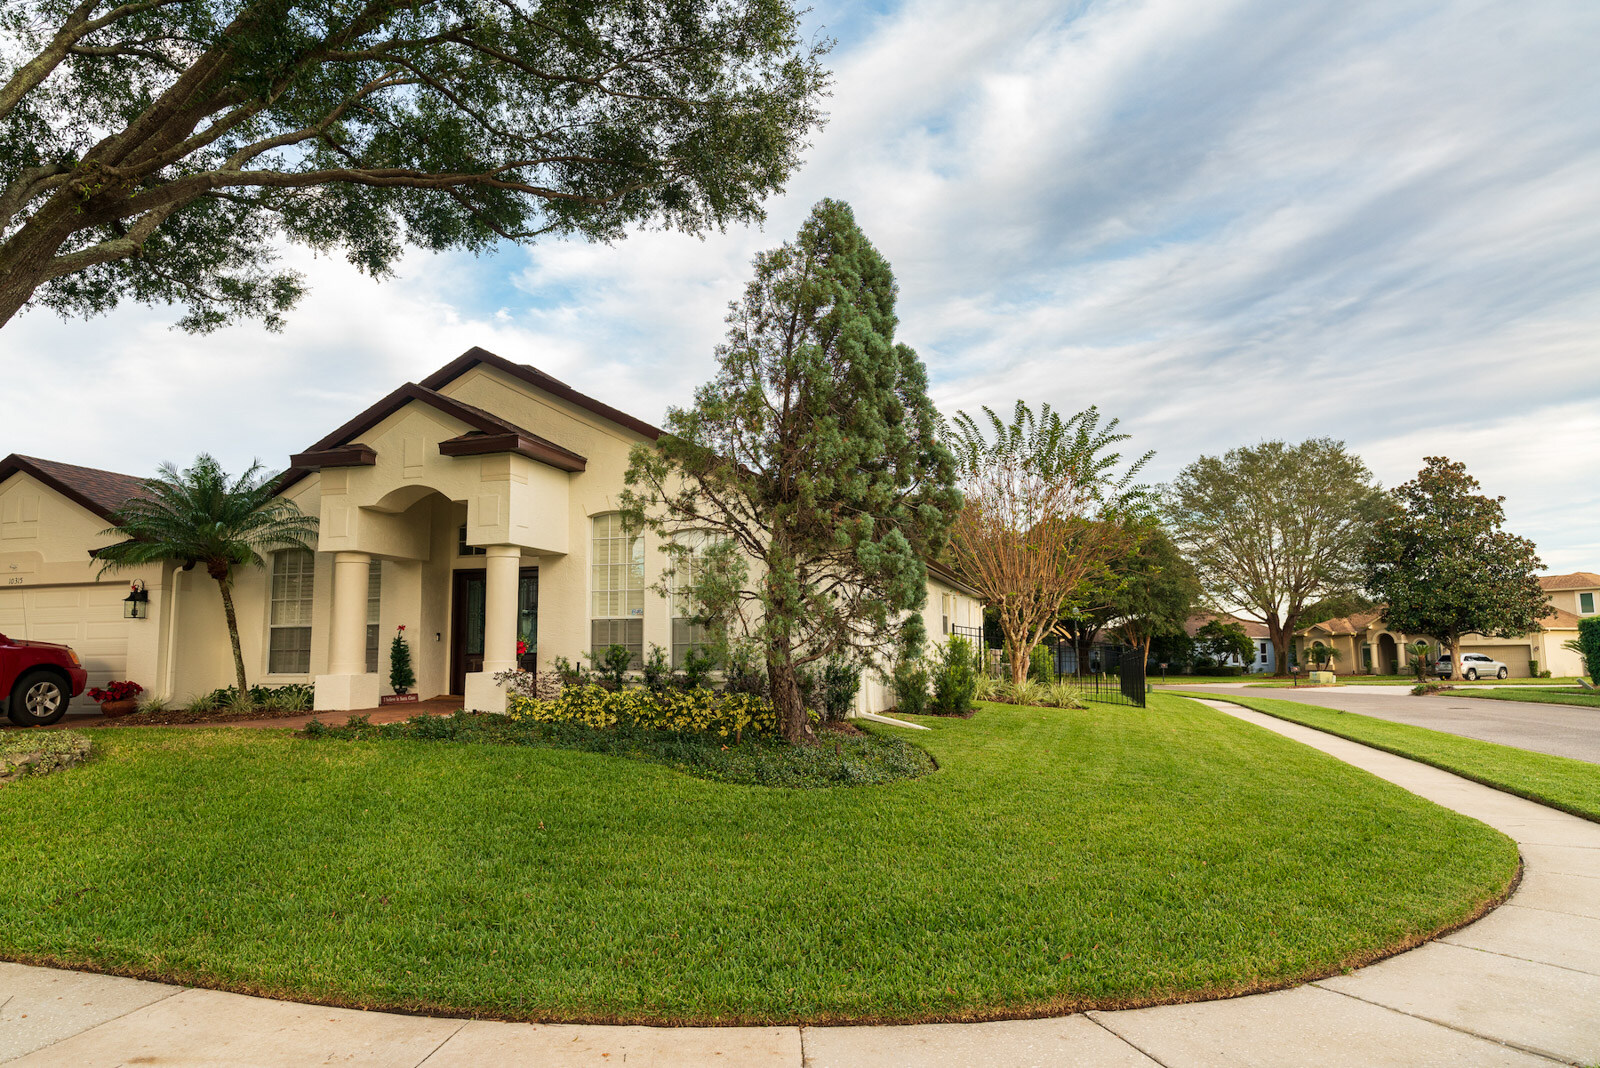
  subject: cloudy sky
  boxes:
[3,0,1597,570]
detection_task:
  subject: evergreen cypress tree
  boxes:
[388,626,416,695]
[623,199,960,741]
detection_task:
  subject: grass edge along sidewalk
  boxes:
[0,695,1516,1025]
[1448,687,1600,709]
[1174,691,1600,823]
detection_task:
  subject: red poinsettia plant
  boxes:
[88,680,143,702]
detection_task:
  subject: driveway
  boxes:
[1179,683,1600,765]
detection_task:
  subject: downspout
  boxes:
[161,563,183,701]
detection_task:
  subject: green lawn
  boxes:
[1449,687,1600,709]
[1176,692,1600,822]
[0,695,1516,1025]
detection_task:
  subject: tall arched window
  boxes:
[268,548,315,674]
[591,514,643,666]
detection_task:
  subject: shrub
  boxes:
[1580,618,1600,685]
[642,645,673,692]
[551,656,592,687]
[508,685,778,737]
[1412,682,1450,696]
[588,644,634,690]
[1044,680,1084,709]
[492,668,563,701]
[892,657,930,715]
[389,626,416,694]
[931,635,977,716]
[1028,644,1055,682]
[680,646,718,691]
[721,642,768,697]
[820,658,861,721]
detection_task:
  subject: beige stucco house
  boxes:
[0,347,981,717]
[1293,573,1598,678]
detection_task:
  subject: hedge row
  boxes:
[507,685,778,737]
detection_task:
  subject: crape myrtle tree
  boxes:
[94,455,318,693]
[620,199,959,743]
[1168,439,1383,677]
[944,402,1151,686]
[0,0,829,331]
[1363,457,1549,681]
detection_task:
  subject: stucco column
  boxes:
[482,545,521,675]
[328,551,372,675]
[465,544,521,713]
[314,551,380,711]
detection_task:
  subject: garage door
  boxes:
[0,585,134,691]
[1462,645,1531,678]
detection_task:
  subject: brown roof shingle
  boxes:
[0,454,148,520]
[1539,572,1600,591]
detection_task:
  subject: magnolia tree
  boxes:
[621,199,958,742]
[0,0,828,330]
[943,402,1150,686]
[1363,457,1549,681]
[1168,439,1383,677]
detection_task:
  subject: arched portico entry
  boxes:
[1377,633,1399,676]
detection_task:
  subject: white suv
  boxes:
[1434,653,1509,681]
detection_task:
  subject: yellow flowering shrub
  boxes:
[507,685,778,736]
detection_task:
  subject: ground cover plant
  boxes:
[108,683,315,725]
[305,711,931,790]
[0,694,1515,1024]
[1179,692,1600,822]
[0,730,90,783]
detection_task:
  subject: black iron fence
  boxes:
[1056,642,1146,708]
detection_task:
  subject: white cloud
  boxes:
[3,0,1597,569]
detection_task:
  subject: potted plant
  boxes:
[380,625,419,705]
[87,680,144,717]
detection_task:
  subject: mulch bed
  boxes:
[95,707,314,727]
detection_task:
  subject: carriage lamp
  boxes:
[123,581,150,620]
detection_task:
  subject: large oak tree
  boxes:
[1363,456,1549,680]
[0,0,828,330]
[621,199,958,742]
[1167,438,1383,676]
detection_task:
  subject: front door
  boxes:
[449,568,538,695]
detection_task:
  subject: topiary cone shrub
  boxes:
[1580,617,1600,686]
[389,625,416,695]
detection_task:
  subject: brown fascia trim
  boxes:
[0,453,122,522]
[926,560,983,600]
[438,432,586,472]
[420,346,663,441]
[276,382,589,493]
[287,444,377,470]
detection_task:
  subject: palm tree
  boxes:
[95,456,318,694]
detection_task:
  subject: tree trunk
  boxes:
[1267,615,1289,677]
[215,572,249,694]
[1447,630,1461,681]
[766,644,809,742]
[1005,633,1028,686]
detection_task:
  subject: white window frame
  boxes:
[268,548,315,675]
[669,532,713,669]
[365,559,382,674]
[590,514,644,666]
[1581,592,1595,615]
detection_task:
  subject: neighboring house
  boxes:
[1294,574,1597,678]
[0,347,982,715]
[1182,612,1276,673]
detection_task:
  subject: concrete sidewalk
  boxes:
[1194,681,1600,764]
[4,698,1598,1066]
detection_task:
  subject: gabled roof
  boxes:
[279,381,589,491]
[1184,612,1271,640]
[1540,572,1600,591]
[0,454,148,521]
[1303,611,1384,637]
[421,346,663,441]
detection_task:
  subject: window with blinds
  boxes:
[591,513,643,666]
[365,559,382,674]
[268,549,315,674]
[670,533,711,668]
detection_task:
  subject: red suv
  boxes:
[1,633,88,727]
